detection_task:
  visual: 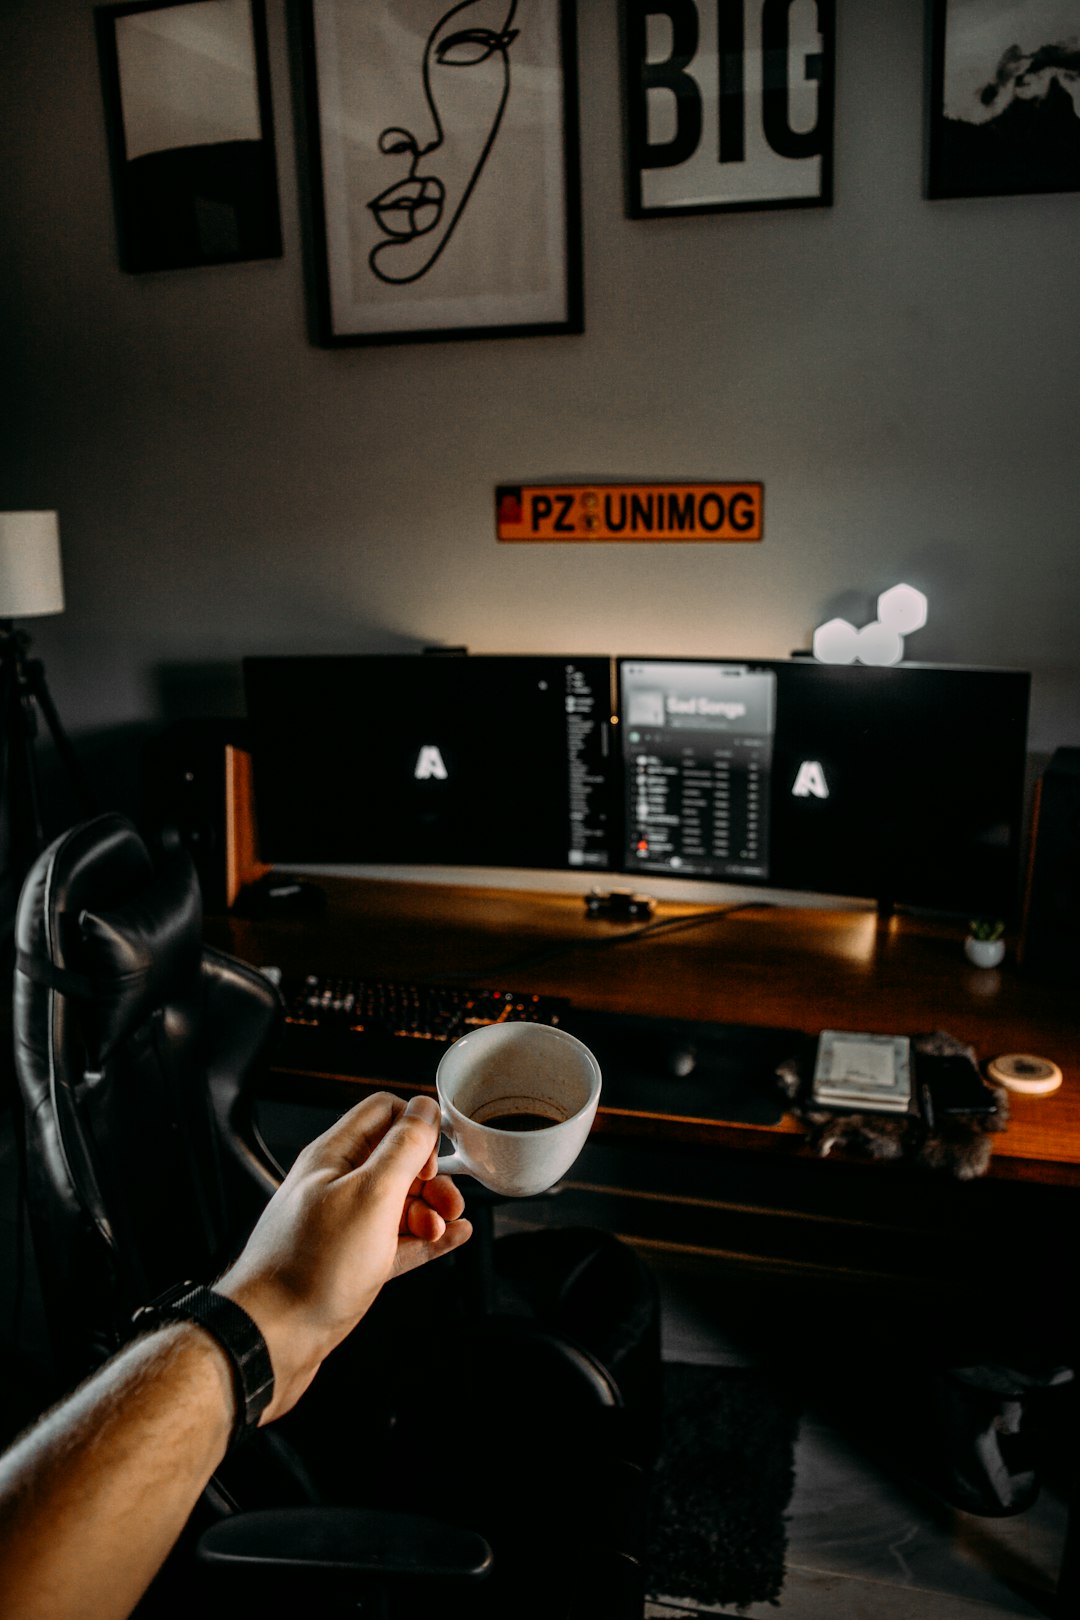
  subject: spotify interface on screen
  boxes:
[619,661,777,881]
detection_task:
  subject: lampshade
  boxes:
[0,511,65,618]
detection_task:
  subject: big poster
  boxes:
[623,0,835,215]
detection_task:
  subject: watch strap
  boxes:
[132,1282,274,1447]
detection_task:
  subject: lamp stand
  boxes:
[0,622,95,862]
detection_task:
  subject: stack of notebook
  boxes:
[811,1031,913,1113]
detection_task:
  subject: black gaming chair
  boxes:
[11,813,659,1618]
[12,814,280,1389]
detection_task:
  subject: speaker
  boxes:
[1019,747,1080,979]
[141,719,267,912]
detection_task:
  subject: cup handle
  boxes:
[435,1110,467,1178]
[436,1149,469,1177]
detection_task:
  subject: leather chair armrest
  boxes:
[197,1505,492,1585]
[200,948,286,1204]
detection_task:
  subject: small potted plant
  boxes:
[965,918,1006,968]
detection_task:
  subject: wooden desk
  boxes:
[212,874,1080,1183]
[211,875,1078,1352]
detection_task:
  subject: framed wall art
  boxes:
[96,0,282,272]
[927,0,1080,198]
[622,0,835,216]
[299,0,583,346]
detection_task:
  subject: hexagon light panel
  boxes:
[855,620,904,666]
[877,584,928,636]
[813,583,928,665]
[812,617,860,664]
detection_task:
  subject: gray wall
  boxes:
[2,1,1078,811]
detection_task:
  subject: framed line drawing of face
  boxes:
[299,0,583,344]
[927,0,1080,198]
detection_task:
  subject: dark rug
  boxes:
[646,1362,799,1614]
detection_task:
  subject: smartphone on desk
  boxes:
[918,1052,999,1125]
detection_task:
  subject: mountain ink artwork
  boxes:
[96,0,281,273]
[928,0,1080,197]
[302,0,582,344]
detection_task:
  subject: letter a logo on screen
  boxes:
[414,745,448,781]
[792,761,829,799]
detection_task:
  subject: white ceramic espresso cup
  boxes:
[435,1022,602,1197]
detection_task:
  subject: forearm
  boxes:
[0,1324,234,1620]
[0,1094,467,1620]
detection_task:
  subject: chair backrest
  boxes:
[13,812,282,1386]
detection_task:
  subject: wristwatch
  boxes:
[131,1282,274,1447]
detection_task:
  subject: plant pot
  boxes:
[965,936,1005,969]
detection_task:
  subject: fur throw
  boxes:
[777,1031,1008,1180]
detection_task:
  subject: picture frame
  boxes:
[622,0,834,217]
[926,0,1080,199]
[96,0,282,273]
[297,0,583,346]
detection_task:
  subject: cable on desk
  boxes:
[438,900,777,985]
[585,900,778,947]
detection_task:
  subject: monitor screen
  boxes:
[620,661,777,881]
[618,658,1031,915]
[244,654,616,871]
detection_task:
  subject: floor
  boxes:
[0,1098,1070,1618]
[643,1251,1069,1618]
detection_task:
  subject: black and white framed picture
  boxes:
[622,0,834,216]
[927,0,1080,198]
[299,1,583,346]
[96,0,282,273]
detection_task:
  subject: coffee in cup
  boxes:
[469,1110,560,1132]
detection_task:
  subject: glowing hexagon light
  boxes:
[854,620,904,666]
[877,583,928,636]
[813,582,929,665]
[812,617,860,664]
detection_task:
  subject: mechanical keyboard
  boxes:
[282,973,567,1044]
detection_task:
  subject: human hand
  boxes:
[217,1092,470,1420]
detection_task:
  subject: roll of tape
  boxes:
[986,1054,1063,1095]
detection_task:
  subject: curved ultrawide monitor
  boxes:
[244,652,1030,918]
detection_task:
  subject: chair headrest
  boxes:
[16,812,204,1064]
[78,853,203,1061]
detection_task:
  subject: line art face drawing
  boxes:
[365,0,519,285]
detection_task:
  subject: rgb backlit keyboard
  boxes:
[283,974,566,1044]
